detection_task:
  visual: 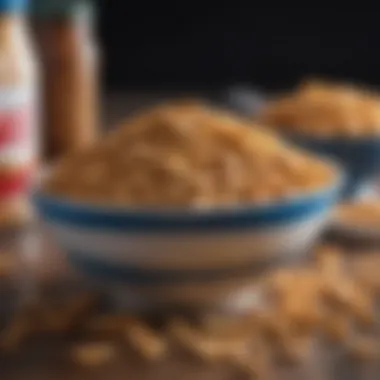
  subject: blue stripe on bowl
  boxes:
[66,251,289,285]
[33,182,341,232]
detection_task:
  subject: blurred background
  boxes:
[3,2,380,379]
[98,2,380,93]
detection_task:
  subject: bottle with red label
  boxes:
[0,0,38,227]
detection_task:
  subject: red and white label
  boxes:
[0,88,36,198]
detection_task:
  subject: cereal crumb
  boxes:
[71,342,117,367]
[125,322,168,361]
[168,318,249,363]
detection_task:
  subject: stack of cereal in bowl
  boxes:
[33,101,342,312]
[259,79,380,198]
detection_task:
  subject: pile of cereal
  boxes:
[44,101,336,207]
[334,201,380,229]
[259,79,380,137]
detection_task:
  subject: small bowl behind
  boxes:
[33,178,342,313]
[288,135,380,199]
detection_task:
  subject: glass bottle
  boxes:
[32,0,99,160]
[0,0,38,227]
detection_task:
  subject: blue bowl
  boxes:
[288,135,380,199]
[33,177,342,310]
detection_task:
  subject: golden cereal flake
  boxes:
[351,253,380,292]
[125,322,168,361]
[316,245,345,278]
[200,313,258,340]
[168,318,250,363]
[267,268,324,334]
[231,345,273,380]
[71,342,117,367]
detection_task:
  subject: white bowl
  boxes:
[33,179,342,311]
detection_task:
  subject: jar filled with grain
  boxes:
[0,0,38,227]
[32,0,99,161]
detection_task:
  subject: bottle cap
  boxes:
[0,0,28,12]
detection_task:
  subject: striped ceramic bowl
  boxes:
[33,178,342,311]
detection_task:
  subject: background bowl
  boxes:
[33,181,341,312]
[288,135,380,199]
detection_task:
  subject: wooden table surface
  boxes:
[0,227,379,380]
[1,93,380,379]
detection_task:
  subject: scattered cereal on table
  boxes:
[71,342,117,367]
[168,318,250,364]
[125,321,168,361]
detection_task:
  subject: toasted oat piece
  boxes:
[317,245,345,278]
[71,342,117,367]
[321,274,357,310]
[257,311,284,343]
[232,350,272,380]
[266,268,298,296]
[200,313,257,340]
[229,328,273,379]
[351,253,380,293]
[321,276,375,326]
[167,319,202,353]
[125,321,168,361]
[258,314,314,365]
[347,287,375,327]
[266,267,324,335]
[168,318,249,363]
[281,298,324,335]
[281,282,324,333]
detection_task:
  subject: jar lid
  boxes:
[31,0,94,19]
[0,0,28,12]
